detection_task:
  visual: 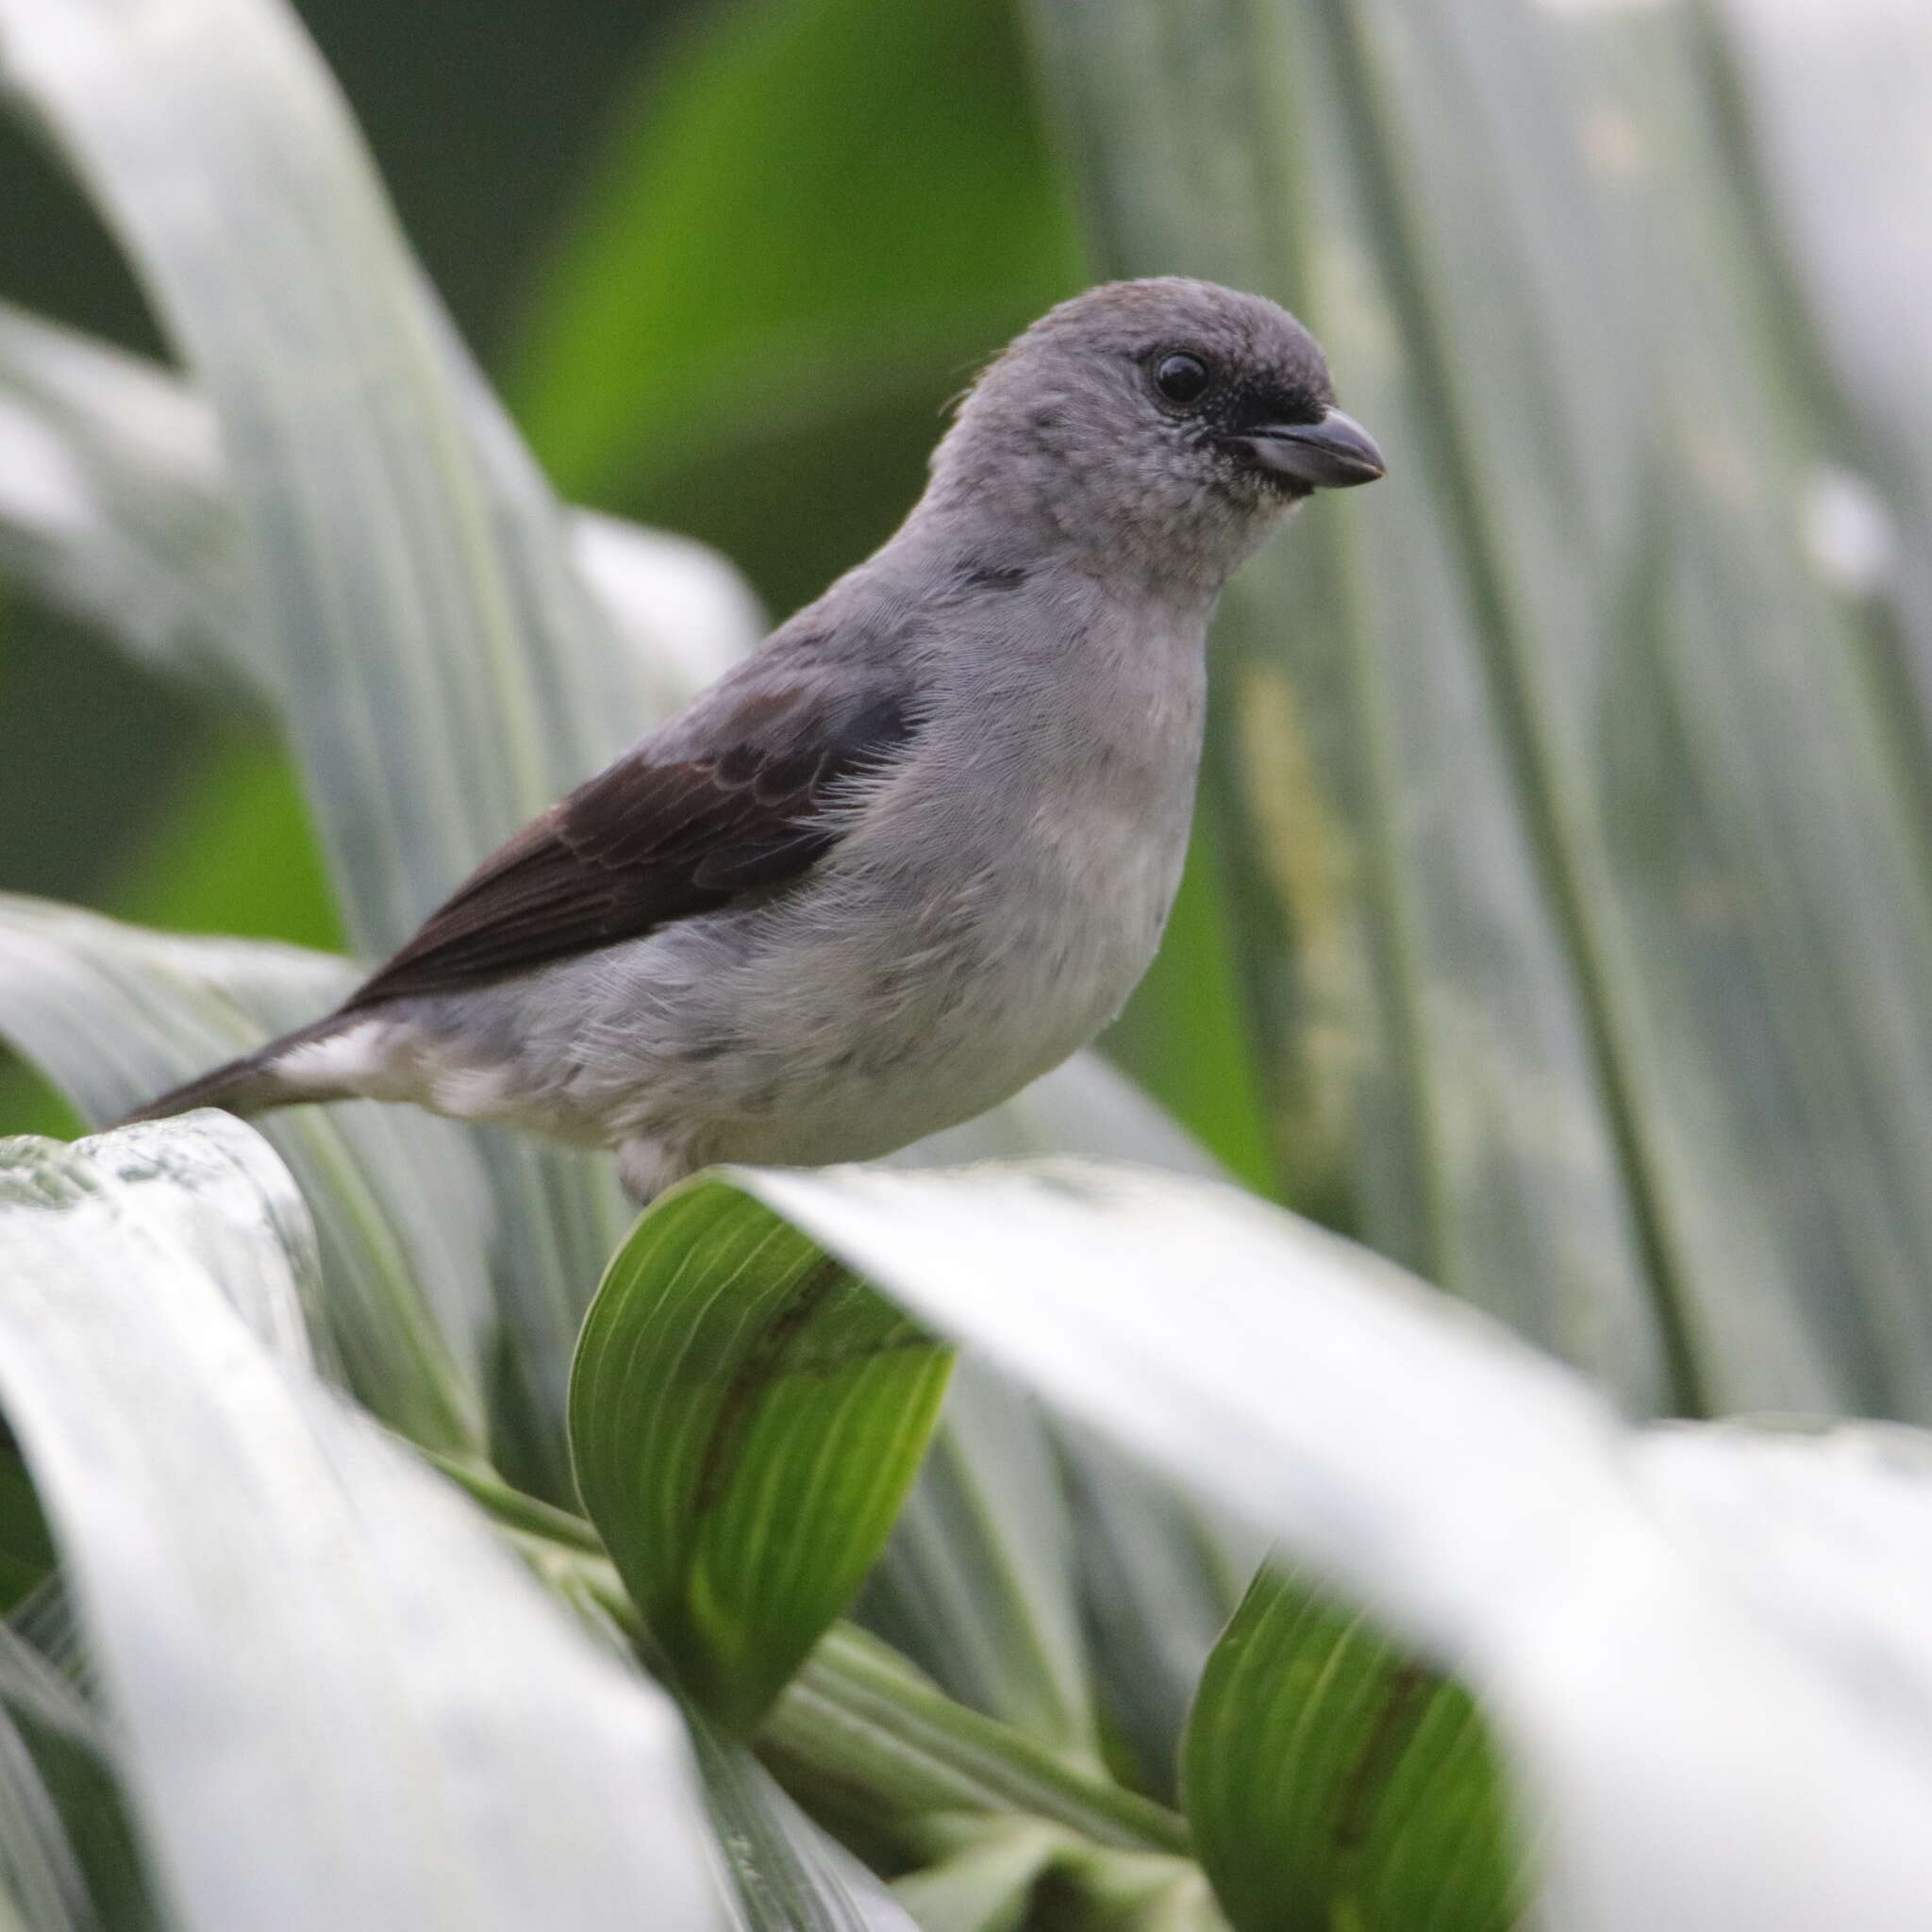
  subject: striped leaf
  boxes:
[1183,1563,1519,1932]
[0,1587,157,1932]
[570,1182,954,1731]
[0,302,248,700]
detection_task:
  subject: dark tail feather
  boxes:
[112,1018,346,1129]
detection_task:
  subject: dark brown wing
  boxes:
[342,684,919,1009]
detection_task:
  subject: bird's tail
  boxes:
[112,1017,350,1128]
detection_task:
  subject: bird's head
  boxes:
[929,277,1384,590]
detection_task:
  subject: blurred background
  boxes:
[8,0,1932,1431]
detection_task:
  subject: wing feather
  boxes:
[341,680,918,1009]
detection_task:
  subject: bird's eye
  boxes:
[1153,352,1211,407]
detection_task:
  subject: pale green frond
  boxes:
[0,1117,722,1932]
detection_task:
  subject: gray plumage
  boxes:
[125,278,1384,1201]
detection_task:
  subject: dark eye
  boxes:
[1153,352,1211,407]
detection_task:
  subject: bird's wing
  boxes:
[341,675,921,1009]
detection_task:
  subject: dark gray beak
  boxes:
[1230,407,1386,491]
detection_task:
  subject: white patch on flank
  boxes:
[275,1020,393,1095]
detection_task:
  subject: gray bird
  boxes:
[126,278,1384,1201]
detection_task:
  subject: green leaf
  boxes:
[1535,0,1932,1413]
[0,1586,158,1932]
[426,1490,1200,1918]
[0,1615,100,1758]
[571,1181,955,1731]
[895,1818,1229,1932]
[859,1357,1259,1803]
[1033,1848,1231,1932]
[515,0,1076,507]
[0,1116,722,1931]
[694,1158,1932,1931]
[1183,1563,1518,1932]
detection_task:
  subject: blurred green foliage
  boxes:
[513,0,1080,614]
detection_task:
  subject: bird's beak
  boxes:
[1229,407,1387,491]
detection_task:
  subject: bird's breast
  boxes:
[857,609,1208,1077]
